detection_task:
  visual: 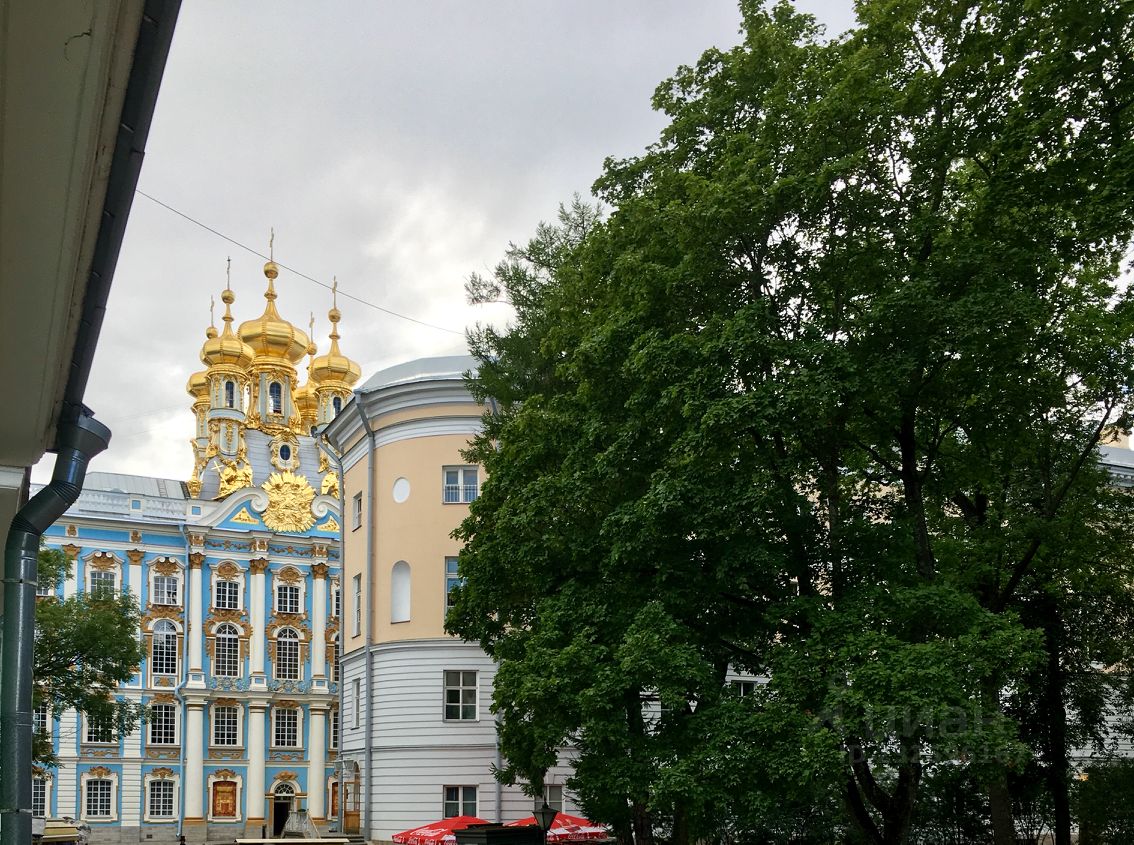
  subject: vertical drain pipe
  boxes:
[1,414,111,845]
[354,395,377,842]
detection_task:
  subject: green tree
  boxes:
[32,545,144,767]
[449,1,1134,843]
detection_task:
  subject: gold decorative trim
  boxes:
[127,549,145,566]
[212,768,238,780]
[130,530,142,543]
[249,557,269,574]
[189,552,205,569]
[151,693,176,704]
[189,533,207,548]
[150,767,176,779]
[276,566,302,585]
[61,544,81,561]
[231,507,259,525]
[208,749,244,760]
[275,771,298,781]
[317,516,340,534]
[153,558,179,575]
[66,524,78,537]
[89,551,118,571]
[216,561,241,579]
[261,471,316,533]
[88,766,113,778]
[207,608,245,625]
[252,538,269,553]
[320,471,339,498]
[146,749,179,759]
[274,700,299,710]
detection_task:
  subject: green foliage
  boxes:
[449,0,1134,843]
[1074,760,1134,845]
[32,544,144,766]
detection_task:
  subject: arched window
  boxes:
[391,561,410,623]
[275,628,300,680]
[224,381,235,409]
[269,382,283,414]
[275,782,295,797]
[332,396,342,415]
[214,624,240,677]
[151,620,178,676]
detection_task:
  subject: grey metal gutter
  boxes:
[0,3,180,842]
[353,394,377,841]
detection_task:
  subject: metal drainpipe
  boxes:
[1,414,111,845]
[316,430,347,835]
[353,395,377,842]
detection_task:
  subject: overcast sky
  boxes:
[37,0,856,485]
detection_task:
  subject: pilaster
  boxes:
[184,700,206,821]
[307,704,327,820]
[311,561,328,683]
[250,557,268,684]
[246,701,268,825]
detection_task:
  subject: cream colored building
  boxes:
[324,356,576,842]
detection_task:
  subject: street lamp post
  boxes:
[533,800,557,845]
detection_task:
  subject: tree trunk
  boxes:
[1042,609,1072,845]
[987,771,1016,845]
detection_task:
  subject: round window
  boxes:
[279,444,292,461]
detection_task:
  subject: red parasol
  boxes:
[391,815,489,845]
[505,812,609,841]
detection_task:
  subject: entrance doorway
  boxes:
[272,783,295,836]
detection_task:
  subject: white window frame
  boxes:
[445,556,462,609]
[150,620,180,678]
[332,582,341,618]
[88,568,117,597]
[274,628,301,681]
[36,578,54,597]
[443,785,477,819]
[443,670,478,722]
[442,466,479,504]
[215,579,242,611]
[144,777,177,822]
[391,561,411,624]
[211,703,242,747]
[151,574,180,606]
[544,784,563,812]
[80,771,118,822]
[272,707,301,749]
[33,702,49,737]
[147,703,178,746]
[142,770,180,823]
[352,574,362,636]
[275,582,301,615]
[330,709,339,750]
[32,776,50,818]
[352,679,361,729]
[213,623,242,678]
[84,713,115,745]
[352,493,362,530]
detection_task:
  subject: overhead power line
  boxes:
[135,189,465,336]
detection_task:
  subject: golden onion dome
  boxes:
[202,287,254,370]
[310,283,362,386]
[238,260,311,364]
[186,368,209,401]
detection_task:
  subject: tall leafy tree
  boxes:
[449,1,1134,843]
[31,546,144,767]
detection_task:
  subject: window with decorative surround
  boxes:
[215,580,241,610]
[330,709,339,749]
[32,777,47,817]
[150,620,179,677]
[273,707,300,748]
[148,780,175,819]
[85,713,114,744]
[213,624,241,678]
[152,574,179,606]
[212,704,240,747]
[33,703,49,736]
[84,779,113,818]
[274,628,301,680]
[148,703,178,745]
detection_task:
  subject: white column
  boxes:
[250,559,267,676]
[184,701,206,821]
[188,553,205,673]
[247,702,268,825]
[307,705,327,820]
[311,565,328,679]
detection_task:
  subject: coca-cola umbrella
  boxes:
[505,812,609,842]
[391,815,490,845]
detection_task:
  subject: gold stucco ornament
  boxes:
[218,461,254,498]
[261,471,316,533]
[321,470,339,498]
